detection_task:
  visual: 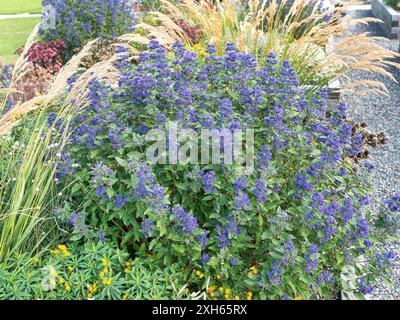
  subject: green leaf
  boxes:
[70,183,81,194]
[90,149,100,158]
[149,239,158,251]
[115,157,128,168]
[172,244,185,254]
[106,188,115,198]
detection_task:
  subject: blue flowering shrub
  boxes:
[40,0,134,56]
[46,41,395,300]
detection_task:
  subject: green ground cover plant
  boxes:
[0,241,188,300]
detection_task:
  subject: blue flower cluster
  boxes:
[132,164,168,214]
[385,195,400,213]
[90,161,116,201]
[375,251,397,270]
[359,277,375,295]
[53,207,106,242]
[215,220,240,249]
[304,244,319,273]
[377,195,400,234]
[266,261,283,286]
[199,169,217,193]
[40,0,134,54]
[171,205,199,234]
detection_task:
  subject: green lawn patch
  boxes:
[0,17,41,64]
[0,0,42,14]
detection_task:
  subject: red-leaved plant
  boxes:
[10,40,66,103]
[173,19,203,45]
[26,40,66,74]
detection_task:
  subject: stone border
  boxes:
[371,0,400,39]
[328,79,341,107]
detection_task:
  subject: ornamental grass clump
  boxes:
[125,0,400,94]
[40,0,135,57]
[0,38,111,263]
[0,110,70,263]
[46,41,396,299]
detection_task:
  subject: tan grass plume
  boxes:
[122,0,400,95]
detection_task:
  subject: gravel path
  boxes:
[340,8,400,300]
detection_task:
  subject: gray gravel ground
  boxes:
[340,8,400,300]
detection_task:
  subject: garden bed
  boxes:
[372,0,400,39]
[1,0,400,301]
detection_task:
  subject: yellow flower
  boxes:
[49,279,57,287]
[102,258,108,266]
[57,244,71,257]
[58,277,64,284]
[294,296,303,300]
[225,294,230,300]
[50,269,58,277]
[250,265,258,275]
[102,277,112,286]
[225,288,230,294]
[234,295,240,300]
[122,293,129,300]
[207,286,216,294]
[99,267,108,278]
[50,249,60,255]
[218,287,224,292]
[195,270,204,279]
[65,282,71,291]
[190,44,208,58]
[88,282,97,294]
[247,292,253,300]
[67,266,73,272]
[216,275,222,280]
[124,262,132,272]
